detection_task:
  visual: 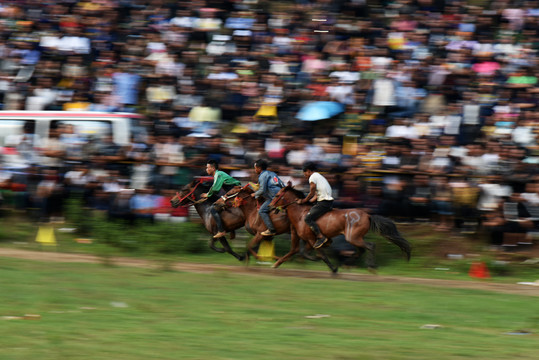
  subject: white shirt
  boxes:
[309,172,334,201]
[57,36,91,54]
[169,16,197,28]
[477,183,512,211]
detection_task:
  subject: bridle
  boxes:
[270,187,297,212]
[174,178,210,206]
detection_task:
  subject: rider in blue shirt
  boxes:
[251,159,284,236]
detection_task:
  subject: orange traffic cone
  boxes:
[469,262,490,279]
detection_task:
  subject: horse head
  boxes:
[269,182,304,211]
[170,177,213,208]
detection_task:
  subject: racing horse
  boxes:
[270,184,411,271]
[215,184,338,272]
[170,177,246,261]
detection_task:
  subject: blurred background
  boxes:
[0,0,538,258]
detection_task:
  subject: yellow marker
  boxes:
[257,240,275,262]
[36,225,57,246]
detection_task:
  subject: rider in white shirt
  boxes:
[296,162,334,249]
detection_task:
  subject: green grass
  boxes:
[0,257,537,360]
[1,211,538,284]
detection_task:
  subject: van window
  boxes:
[51,120,113,141]
[0,120,36,146]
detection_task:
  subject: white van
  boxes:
[0,111,147,169]
[0,111,146,147]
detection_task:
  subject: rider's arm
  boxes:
[298,182,317,204]
[253,171,268,198]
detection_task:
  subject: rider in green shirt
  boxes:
[201,159,241,238]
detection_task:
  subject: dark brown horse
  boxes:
[170,177,246,261]
[215,184,339,272]
[270,184,411,270]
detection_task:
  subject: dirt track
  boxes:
[1,248,538,297]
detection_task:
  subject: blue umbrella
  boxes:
[296,101,345,121]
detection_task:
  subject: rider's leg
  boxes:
[210,203,226,238]
[305,200,333,248]
[259,199,276,236]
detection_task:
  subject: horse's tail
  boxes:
[369,215,411,261]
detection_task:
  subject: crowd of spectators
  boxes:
[1,0,539,249]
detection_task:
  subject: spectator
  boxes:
[1,0,539,251]
[432,176,454,231]
[34,168,64,222]
[406,174,432,221]
[129,186,159,224]
[483,193,534,247]
[112,61,141,110]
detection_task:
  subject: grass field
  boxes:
[1,211,538,283]
[1,257,538,360]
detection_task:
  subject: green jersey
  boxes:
[207,170,241,197]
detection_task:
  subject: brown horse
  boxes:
[269,184,411,270]
[215,184,339,272]
[170,177,246,261]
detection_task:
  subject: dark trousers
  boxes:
[259,198,275,232]
[209,184,236,232]
[210,204,225,232]
[305,200,333,238]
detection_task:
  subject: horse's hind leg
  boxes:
[218,237,245,261]
[247,234,265,261]
[347,230,376,273]
[364,241,377,273]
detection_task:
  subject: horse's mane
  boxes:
[243,183,257,193]
[224,185,244,196]
[286,186,306,199]
[183,177,212,191]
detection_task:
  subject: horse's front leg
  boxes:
[272,230,300,268]
[209,237,226,253]
[299,240,318,261]
[303,232,339,274]
[218,237,245,261]
[315,248,339,274]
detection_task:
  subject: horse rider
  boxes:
[296,161,334,249]
[201,159,241,238]
[251,159,284,236]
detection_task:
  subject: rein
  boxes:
[271,188,297,211]
[175,179,206,206]
[221,185,251,208]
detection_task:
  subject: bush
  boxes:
[143,221,209,255]
[64,197,93,236]
[64,197,210,255]
[89,216,208,255]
